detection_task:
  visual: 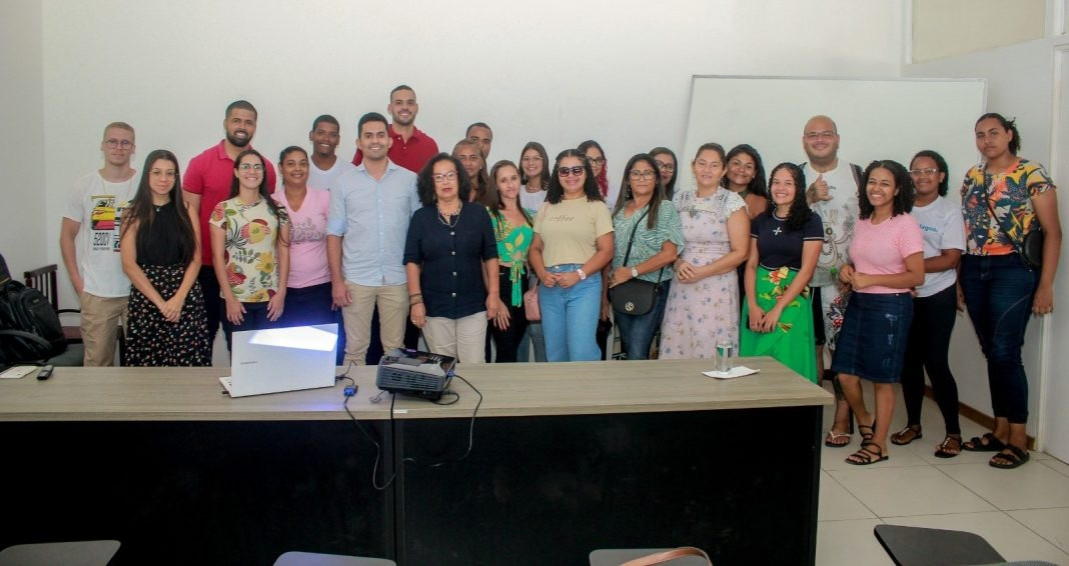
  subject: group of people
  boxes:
[61,85,1060,470]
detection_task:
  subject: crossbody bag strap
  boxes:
[621,208,667,285]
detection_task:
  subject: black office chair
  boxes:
[24,264,82,344]
[0,540,120,566]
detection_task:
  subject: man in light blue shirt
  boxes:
[328,112,420,365]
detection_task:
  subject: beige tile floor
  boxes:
[816,382,1069,565]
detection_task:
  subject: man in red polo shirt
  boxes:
[183,100,277,356]
[351,85,439,174]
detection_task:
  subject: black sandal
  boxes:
[846,441,889,465]
[856,420,876,443]
[962,432,1006,452]
[934,435,962,458]
[891,425,923,446]
[989,445,1029,469]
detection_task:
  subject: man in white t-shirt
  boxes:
[307,114,356,192]
[800,115,861,446]
[59,122,139,366]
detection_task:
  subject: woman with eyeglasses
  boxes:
[405,153,499,363]
[890,150,966,457]
[722,144,769,219]
[479,160,535,362]
[529,149,614,362]
[739,163,822,382]
[120,149,210,366]
[209,149,291,350]
[579,140,620,209]
[453,139,490,204]
[273,146,334,330]
[959,113,1062,469]
[608,154,683,360]
[660,143,750,359]
[832,160,925,465]
[649,147,679,200]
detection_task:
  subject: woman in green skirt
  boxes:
[740,163,823,382]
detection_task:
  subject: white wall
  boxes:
[0,0,46,278]
[912,0,1046,62]
[905,35,1069,447]
[31,0,903,309]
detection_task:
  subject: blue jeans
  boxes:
[517,322,547,362]
[614,281,671,360]
[538,264,602,362]
[960,254,1038,423]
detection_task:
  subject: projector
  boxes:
[376,348,456,401]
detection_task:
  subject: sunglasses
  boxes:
[558,166,585,177]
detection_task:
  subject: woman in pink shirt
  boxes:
[274,146,333,328]
[831,160,925,465]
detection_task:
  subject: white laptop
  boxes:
[219,324,338,397]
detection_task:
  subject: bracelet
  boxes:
[409,294,423,306]
[576,268,587,280]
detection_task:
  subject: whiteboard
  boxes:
[682,75,987,192]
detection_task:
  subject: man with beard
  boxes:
[183,100,277,355]
[350,85,438,174]
[329,112,420,365]
[307,114,355,192]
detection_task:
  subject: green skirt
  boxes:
[739,266,817,383]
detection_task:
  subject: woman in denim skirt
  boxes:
[831,160,925,465]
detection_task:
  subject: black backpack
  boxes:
[0,256,67,363]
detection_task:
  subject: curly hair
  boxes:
[416,153,472,207]
[765,162,813,232]
[858,160,914,220]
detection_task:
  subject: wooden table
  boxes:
[0,358,831,565]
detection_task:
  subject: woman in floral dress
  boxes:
[659,143,750,359]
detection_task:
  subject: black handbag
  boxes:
[984,184,1044,270]
[610,210,664,316]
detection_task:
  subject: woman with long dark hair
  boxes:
[959,113,1062,468]
[608,153,683,360]
[722,144,768,219]
[529,149,614,361]
[481,160,535,362]
[519,141,551,212]
[649,147,678,200]
[578,140,620,209]
[209,149,291,349]
[832,160,925,465]
[739,163,822,382]
[120,150,210,366]
[453,138,490,204]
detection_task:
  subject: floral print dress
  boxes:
[659,188,746,359]
[209,197,287,304]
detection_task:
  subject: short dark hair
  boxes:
[416,153,471,207]
[279,146,308,164]
[722,144,768,198]
[545,148,602,205]
[311,114,339,131]
[858,160,914,220]
[466,122,492,136]
[357,112,389,136]
[765,162,812,231]
[910,149,950,197]
[225,100,257,120]
[390,84,415,99]
[975,112,1021,155]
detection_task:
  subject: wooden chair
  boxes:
[23,264,82,344]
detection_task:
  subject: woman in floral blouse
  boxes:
[210,149,291,350]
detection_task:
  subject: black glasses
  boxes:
[104,139,133,149]
[558,166,585,177]
[585,156,605,165]
[629,170,657,180]
[655,160,675,172]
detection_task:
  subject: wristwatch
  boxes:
[576,268,587,280]
[630,267,639,278]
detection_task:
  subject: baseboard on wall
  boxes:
[924,385,1036,450]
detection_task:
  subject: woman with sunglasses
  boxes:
[405,153,499,363]
[660,143,750,359]
[608,154,683,360]
[959,113,1061,469]
[209,149,291,350]
[529,149,614,361]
